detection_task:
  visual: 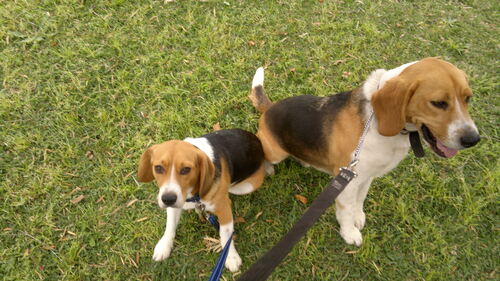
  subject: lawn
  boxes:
[0,0,498,280]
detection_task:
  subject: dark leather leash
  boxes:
[237,167,356,281]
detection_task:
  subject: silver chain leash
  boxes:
[348,110,375,169]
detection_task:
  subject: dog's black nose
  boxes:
[460,133,480,148]
[161,193,177,206]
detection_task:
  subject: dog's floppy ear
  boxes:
[196,152,215,198]
[371,77,418,136]
[138,146,155,182]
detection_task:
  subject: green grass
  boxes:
[1,0,498,280]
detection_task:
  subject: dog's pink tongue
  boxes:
[437,141,458,158]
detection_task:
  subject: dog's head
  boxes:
[371,57,480,157]
[137,140,215,208]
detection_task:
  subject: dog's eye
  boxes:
[154,165,165,174]
[180,167,191,175]
[465,96,471,104]
[430,101,448,110]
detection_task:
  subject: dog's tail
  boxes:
[249,67,273,113]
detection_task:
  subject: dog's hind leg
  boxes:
[229,163,266,195]
[256,117,289,165]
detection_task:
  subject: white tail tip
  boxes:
[252,67,264,88]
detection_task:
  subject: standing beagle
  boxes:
[249,58,480,246]
[137,129,266,272]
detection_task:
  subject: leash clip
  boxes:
[331,166,357,191]
[339,166,357,180]
[195,202,210,222]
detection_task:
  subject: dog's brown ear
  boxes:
[196,152,215,198]
[371,77,418,136]
[138,146,155,182]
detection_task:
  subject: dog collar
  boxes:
[186,194,200,203]
[399,126,425,158]
[408,131,425,158]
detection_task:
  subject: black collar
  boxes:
[407,130,425,158]
[400,128,425,157]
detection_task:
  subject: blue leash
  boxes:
[187,195,233,281]
[208,232,233,281]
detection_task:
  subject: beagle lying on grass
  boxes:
[249,57,480,246]
[138,129,266,272]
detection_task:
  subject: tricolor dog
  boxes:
[249,58,480,246]
[137,129,266,272]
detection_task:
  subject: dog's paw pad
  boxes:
[340,227,363,247]
[152,239,173,261]
[225,253,242,272]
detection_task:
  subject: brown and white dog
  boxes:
[137,129,266,272]
[249,58,480,246]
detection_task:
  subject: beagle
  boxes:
[249,58,480,246]
[137,129,266,272]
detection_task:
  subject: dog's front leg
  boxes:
[335,175,371,246]
[215,198,242,272]
[153,207,182,261]
[219,221,241,272]
[354,177,374,230]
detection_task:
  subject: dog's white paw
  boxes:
[152,238,173,261]
[265,162,275,176]
[225,252,242,272]
[353,210,366,230]
[340,226,363,246]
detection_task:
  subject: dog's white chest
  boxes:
[356,128,410,178]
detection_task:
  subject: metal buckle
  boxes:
[195,202,206,222]
[339,166,357,180]
[195,202,210,222]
